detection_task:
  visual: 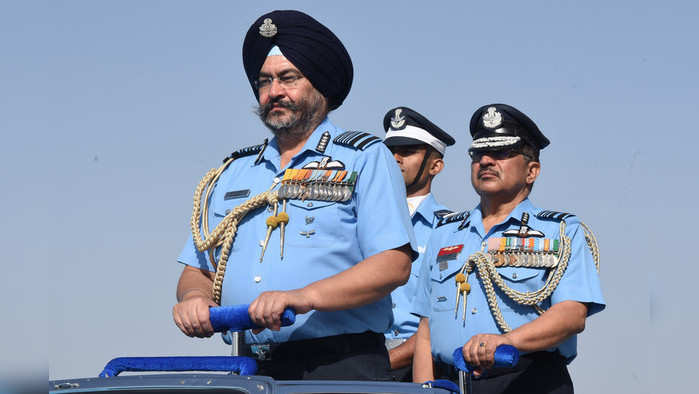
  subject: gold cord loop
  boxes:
[463,220,574,332]
[190,159,280,304]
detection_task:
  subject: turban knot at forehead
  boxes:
[242,10,353,110]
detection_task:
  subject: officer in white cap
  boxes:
[382,106,455,381]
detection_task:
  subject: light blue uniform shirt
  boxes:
[179,118,417,344]
[386,194,449,339]
[412,198,604,364]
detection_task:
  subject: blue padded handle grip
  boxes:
[452,345,519,373]
[99,356,258,377]
[209,304,296,332]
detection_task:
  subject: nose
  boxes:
[268,78,286,98]
[475,153,495,167]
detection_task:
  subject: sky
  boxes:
[1,0,697,392]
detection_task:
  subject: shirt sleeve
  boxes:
[177,233,215,272]
[353,143,418,259]
[550,218,605,316]
[411,232,440,318]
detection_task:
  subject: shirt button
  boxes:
[392,303,396,308]
[393,329,399,336]
[274,177,281,184]
[254,276,262,283]
[471,307,478,314]
[307,202,313,208]
[259,240,264,247]
[512,273,518,279]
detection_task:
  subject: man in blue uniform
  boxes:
[412,104,604,393]
[381,107,455,381]
[172,10,416,380]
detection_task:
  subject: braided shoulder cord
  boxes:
[210,191,278,304]
[580,221,600,273]
[466,220,572,333]
[190,159,279,304]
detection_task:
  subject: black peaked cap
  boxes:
[383,106,455,153]
[243,10,353,110]
[468,103,550,151]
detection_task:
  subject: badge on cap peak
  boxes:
[482,106,503,129]
[259,18,277,38]
[390,108,406,129]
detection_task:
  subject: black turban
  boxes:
[242,10,353,111]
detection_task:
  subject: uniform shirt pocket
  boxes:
[430,266,461,312]
[285,200,346,247]
[496,267,548,311]
[498,267,540,283]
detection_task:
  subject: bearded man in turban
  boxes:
[172,10,416,380]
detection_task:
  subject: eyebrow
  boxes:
[258,68,302,78]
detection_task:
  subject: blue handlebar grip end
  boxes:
[493,344,519,367]
[280,308,296,326]
[452,344,519,372]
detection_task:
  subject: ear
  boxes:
[525,161,541,185]
[428,156,444,176]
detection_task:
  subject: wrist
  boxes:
[297,286,319,311]
[502,332,518,348]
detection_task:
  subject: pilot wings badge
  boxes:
[302,156,345,170]
[482,107,503,128]
[390,108,406,129]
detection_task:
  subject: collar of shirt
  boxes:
[407,194,429,216]
[258,117,338,172]
[411,193,442,226]
[471,197,536,238]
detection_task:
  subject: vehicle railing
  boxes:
[98,304,295,377]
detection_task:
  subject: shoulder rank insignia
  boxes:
[315,131,331,154]
[436,210,470,228]
[223,138,268,164]
[536,210,576,221]
[503,212,544,238]
[333,131,381,151]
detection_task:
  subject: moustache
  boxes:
[478,169,498,178]
[260,98,300,117]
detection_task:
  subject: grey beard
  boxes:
[256,93,326,138]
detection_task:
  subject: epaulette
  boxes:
[536,210,576,221]
[333,131,381,151]
[222,139,268,164]
[436,210,470,229]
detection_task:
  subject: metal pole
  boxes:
[458,370,474,394]
[230,332,240,356]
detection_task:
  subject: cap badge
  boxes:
[482,107,503,128]
[390,109,406,129]
[259,18,277,38]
